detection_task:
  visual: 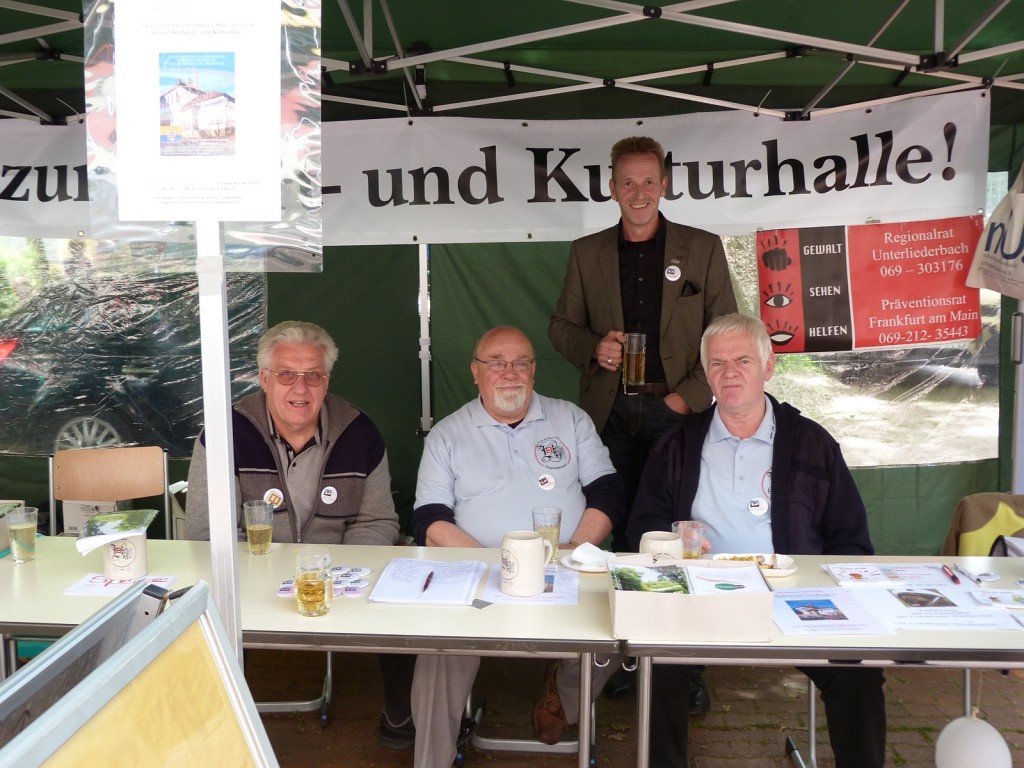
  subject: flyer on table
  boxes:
[113,0,281,222]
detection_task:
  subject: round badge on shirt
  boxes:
[665,265,682,282]
[748,497,769,516]
[538,473,556,491]
[321,486,337,505]
[264,488,284,507]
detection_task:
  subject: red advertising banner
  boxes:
[757,216,983,354]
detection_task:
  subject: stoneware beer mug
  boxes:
[639,530,684,559]
[500,530,553,596]
[295,545,333,617]
[104,534,148,579]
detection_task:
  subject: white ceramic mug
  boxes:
[639,530,683,559]
[104,533,148,579]
[500,530,553,596]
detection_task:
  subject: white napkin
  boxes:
[572,542,612,566]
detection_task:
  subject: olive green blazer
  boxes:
[548,219,738,432]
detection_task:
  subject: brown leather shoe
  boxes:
[533,661,568,745]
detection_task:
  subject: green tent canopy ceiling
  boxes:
[1,0,1022,172]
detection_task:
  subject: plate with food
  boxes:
[712,553,796,578]
[559,542,613,573]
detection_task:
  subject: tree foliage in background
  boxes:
[0,237,50,316]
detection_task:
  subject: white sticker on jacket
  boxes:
[749,497,769,516]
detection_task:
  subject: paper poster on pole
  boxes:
[758,217,983,353]
[112,0,281,222]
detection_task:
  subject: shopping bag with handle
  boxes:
[966,164,1024,298]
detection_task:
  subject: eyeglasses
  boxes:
[473,357,535,372]
[265,368,329,387]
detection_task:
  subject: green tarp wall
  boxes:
[0,242,1003,554]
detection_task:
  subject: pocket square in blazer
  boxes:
[681,280,700,296]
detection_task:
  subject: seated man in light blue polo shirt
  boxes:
[627,313,885,768]
[411,325,625,768]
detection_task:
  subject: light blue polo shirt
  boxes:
[692,395,775,553]
[415,393,615,548]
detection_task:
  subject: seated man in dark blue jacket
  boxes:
[185,320,416,750]
[626,313,886,768]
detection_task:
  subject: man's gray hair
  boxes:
[700,313,773,370]
[257,321,339,372]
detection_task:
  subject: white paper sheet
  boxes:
[829,584,1023,631]
[479,564,580,606]
[773,588,895,636]
[112,0,281,221]
[63,573,177,597]
[969,589,1024,609]
[821,562,957,588]
[686,564,771,595]
[368,559,486,606]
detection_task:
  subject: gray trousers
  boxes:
[411,653,620,768]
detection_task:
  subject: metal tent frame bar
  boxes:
[323,0,1022,121]
[3,0,1023,124]
[0,0,80,123]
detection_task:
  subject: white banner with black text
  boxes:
[0,90,989,243]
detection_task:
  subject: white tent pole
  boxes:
[933,0,945,53]
[0,20,78,46]
[1011,312,1024,493]
[0,84,51,121]
[418,242,432,433]
[195,218,242,663]
[948,1,1012,59]
[0,0,79,20]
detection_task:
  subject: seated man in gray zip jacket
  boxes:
[185,319,416,750]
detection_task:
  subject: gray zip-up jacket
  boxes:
[185,392,399,545]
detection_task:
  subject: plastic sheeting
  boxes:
[81,0,322,273]
[0,269,265,457]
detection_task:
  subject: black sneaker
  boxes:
[457,716,477,748]
[378,712,415,750]
[689,676,711,715]
[604,667,636,698]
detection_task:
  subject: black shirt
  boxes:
[618,214,667,383]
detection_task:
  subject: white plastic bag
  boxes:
[966,165,1024,298]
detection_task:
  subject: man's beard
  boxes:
[493,384,527,413]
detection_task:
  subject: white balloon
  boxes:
[935,716,1012,768]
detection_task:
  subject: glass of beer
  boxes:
[532,506,561,564]
[672,520,705,559]
[623,333,646,388]
[7,506,38,564]
[243,500,274,555]
[295,546,332,617]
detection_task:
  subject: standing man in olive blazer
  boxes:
[549,136,738,546]
[549,135,737,712]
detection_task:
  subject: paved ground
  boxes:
[249,650,1024,767]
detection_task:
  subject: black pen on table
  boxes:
[941,564,960,585]
[421,570,435,592]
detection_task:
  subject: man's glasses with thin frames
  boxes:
[265,368,329,387]
[473,357,535,372]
